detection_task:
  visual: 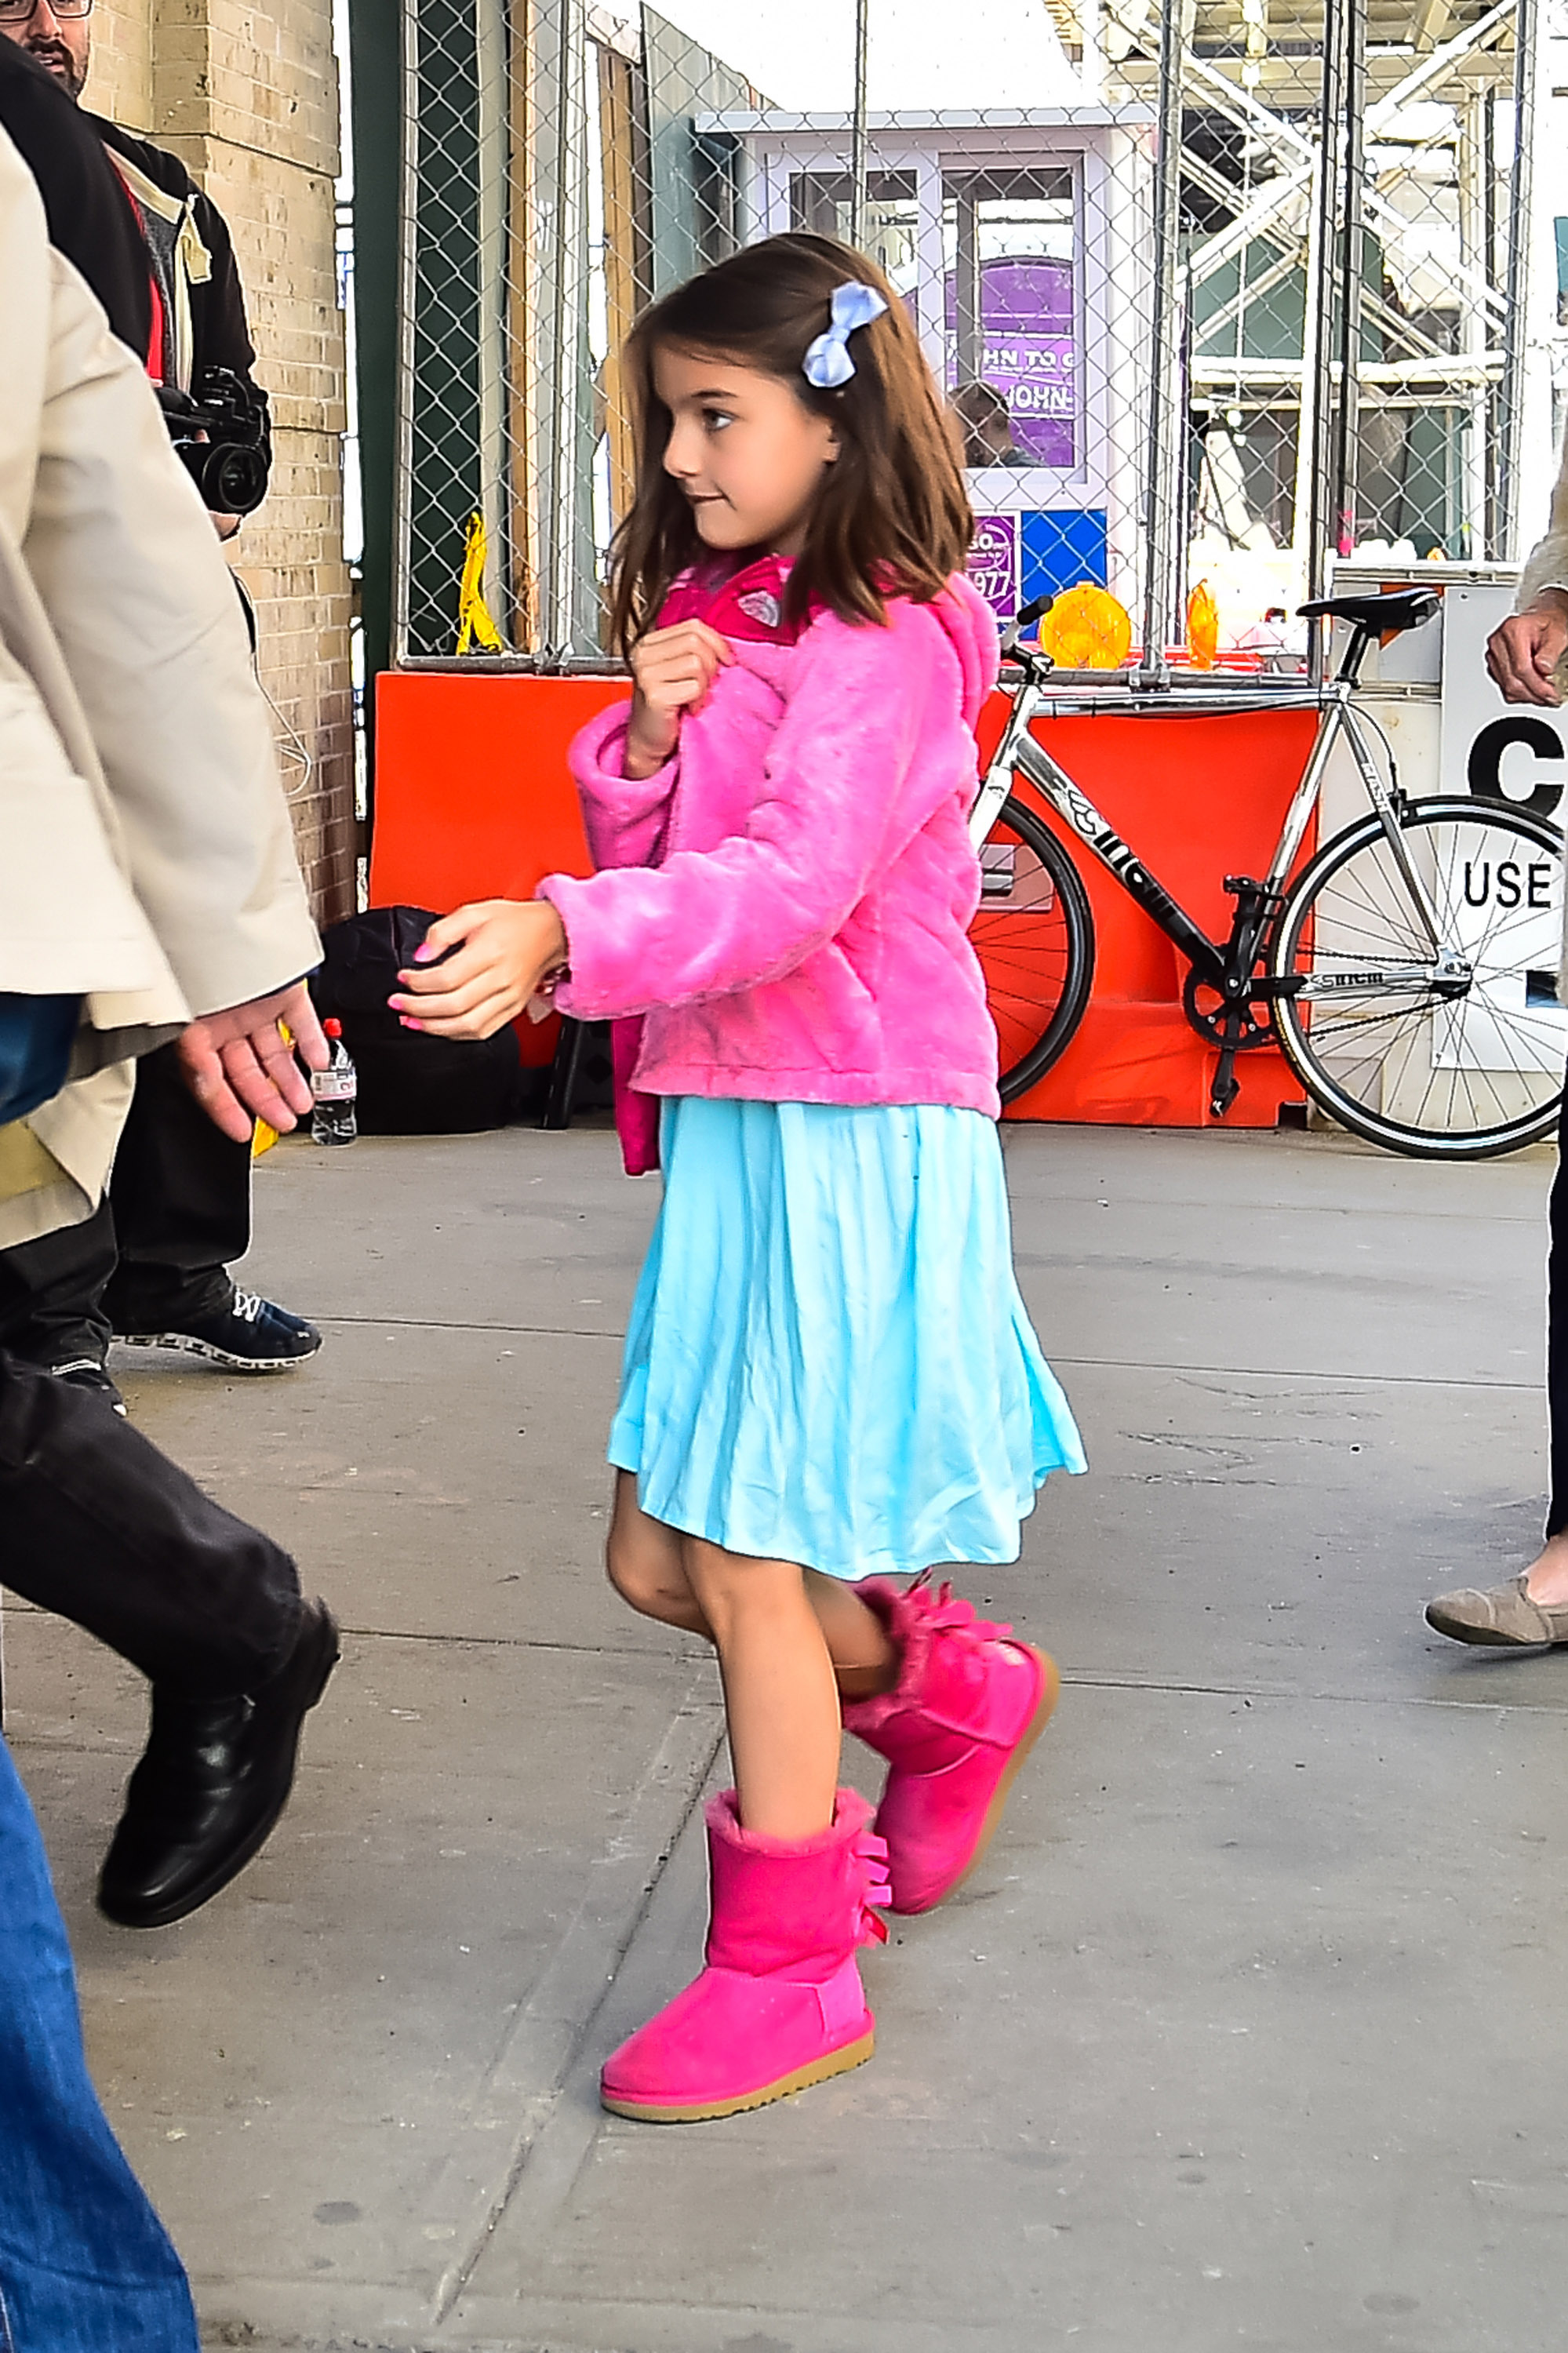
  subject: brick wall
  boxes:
[92,0,356,926]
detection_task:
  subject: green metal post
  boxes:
[347,0,399,754]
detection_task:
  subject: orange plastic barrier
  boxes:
[370,671,615,1066]
[972,694,1321,1127]
[371,670,1319,1122]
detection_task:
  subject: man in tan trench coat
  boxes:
[0,89,339,1933]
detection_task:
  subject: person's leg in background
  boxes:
[0,1730,201,2351]
[1512,1082,1568,1591]
[1427,1077,1568,1642]
[0,1046,321,1399]
[103,1041,322,1373]
[0,1195,122,1405]
[0,1351,339,1928]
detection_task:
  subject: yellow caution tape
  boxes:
[457,511,506,654]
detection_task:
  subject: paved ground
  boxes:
[8,1116,1568,2352]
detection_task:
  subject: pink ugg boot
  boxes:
[599,1787,889,2124]
[842,1580,1059,1915]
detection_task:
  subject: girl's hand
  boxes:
[390,900,569,1040]
[625,620,733,777]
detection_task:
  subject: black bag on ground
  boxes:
[311,907,529,1134]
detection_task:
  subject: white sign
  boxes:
[1439,584,1568,816]
[1435,585,1566,1073]
[1429,816,1564,1073]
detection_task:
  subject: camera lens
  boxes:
[200,444,268,515]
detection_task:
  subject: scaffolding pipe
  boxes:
[849,0,870,250]
[475,0,510,638]
[529,0,595,662]
[1459,93,1489,555]
[1332,0,1366,557]
[1138,0,1185,682]
[1498,0,1539,561]
[1303,0,1345,620]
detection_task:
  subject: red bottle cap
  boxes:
[324,1017,342,1038]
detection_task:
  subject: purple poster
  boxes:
[947,257,1078,468]
[966,513,1017,620]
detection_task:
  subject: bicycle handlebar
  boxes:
[1000,592,1055,675]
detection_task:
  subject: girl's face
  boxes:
[653,344,839,559]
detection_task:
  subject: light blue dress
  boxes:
[608,1097,1084,1581]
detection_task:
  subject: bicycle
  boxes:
[966,588,1567,1160]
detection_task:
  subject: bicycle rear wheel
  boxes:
[1270,797,1565,1159]
[969,791,1095,1104]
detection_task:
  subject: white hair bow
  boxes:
[802,281,890,389]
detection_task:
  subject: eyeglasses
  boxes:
[0,0,93,20]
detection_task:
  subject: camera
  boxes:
[158,365,271,516]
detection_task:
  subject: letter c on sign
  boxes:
[1468,715,1566,819]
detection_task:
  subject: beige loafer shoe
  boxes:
[1425,1573,1568,1649]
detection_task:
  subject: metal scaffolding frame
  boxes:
[1050,0,1545,580]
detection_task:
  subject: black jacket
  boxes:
[0,40,147,347]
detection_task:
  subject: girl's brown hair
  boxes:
[608,232,973,654]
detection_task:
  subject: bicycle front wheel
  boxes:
[1270,797,1565,1159]
[969,791,1095,1104]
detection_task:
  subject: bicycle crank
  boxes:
[1182,969,1276,1120]
[1184,962,1275,1038]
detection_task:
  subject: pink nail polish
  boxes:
[401,1016,424,1031]
[414,942,438,963]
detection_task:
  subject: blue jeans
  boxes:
[0,1736,198,2351]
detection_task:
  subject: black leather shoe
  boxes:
[97,1598,340,1929]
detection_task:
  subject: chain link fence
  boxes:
[388,0,1559,671]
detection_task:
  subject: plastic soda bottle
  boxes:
[311,1017,358,1146]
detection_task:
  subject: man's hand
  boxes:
[625,620,734,778]
[178,980,329,1142]
[1486,591,1568,707]
[389,899,569,1040]
[209,511,242,542]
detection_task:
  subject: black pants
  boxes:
[0,1042,248,1366]
[1548,1082,1568,1539]
[0,1350,299,1697]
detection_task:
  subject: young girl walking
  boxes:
[391,233,1086,2124]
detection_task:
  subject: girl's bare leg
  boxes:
[605,1471,708,1633]
[803,1569,897,1698]
[605,1476,897,1698]
[683,1539,842,1838]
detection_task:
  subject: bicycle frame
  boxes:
[970,667,1452,1009]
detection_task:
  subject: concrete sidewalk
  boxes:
[9,1118,1568,2352]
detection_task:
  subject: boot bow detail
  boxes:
[914,1577,1015,1649]
[853,1824,892,1940]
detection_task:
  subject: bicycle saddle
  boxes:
[1297,590,1439,637]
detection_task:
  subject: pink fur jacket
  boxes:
[537,570,1002,1138]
